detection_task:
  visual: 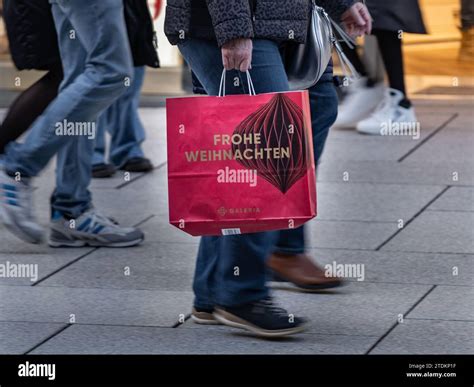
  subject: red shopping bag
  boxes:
[166,79,316,236]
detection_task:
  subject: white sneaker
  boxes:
[0,170,44,244]
[334,77,385,129]
[356,88,417,135]
[49,208,144,247]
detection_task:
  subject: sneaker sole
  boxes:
[0,207,43,244]
[269,273,344,292]
[48,237,144,248]
[213,309,307,338]
[191,314,221,325]
[92,171,116,178]
[267,280,344,293]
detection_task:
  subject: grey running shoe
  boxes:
[49,208,144,247]
[0,170,44,244]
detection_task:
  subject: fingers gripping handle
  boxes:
[218,69,256,97]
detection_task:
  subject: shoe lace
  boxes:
[86,210,119,231]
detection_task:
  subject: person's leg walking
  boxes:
[108,66,149,170]
[3,0,133,179]
[49,0,133,220]
[356,30,417,135]
[47,0,143,247]
[91,112,109,170]
[91,110,118,178]
[181,39,306,335]
[333,42,385,129]
[459,0,474,60]
[92,66,149,178]
[1,0,144,246]
[181,39,287,308]
[188,60,343,291]
[0,63,63,155]
[461,0,474,30]
[373,30,406,96]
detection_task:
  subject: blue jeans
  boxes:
[179,39,288,308]
[93,66,146,168]
[3,0,133,218]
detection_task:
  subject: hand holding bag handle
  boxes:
[219,69,256,97]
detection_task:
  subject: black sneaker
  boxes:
[214,297,307,337]
[92,163,116,178]
[120,157,153,173]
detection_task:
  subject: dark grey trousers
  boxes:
[461,0,474,29]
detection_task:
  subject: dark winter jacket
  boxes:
[165,0,355,47]
[366,0,426,34]
[3,0,159,71]
[3,0,59,70]
[124,0,161,67]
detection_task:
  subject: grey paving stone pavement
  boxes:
[428,186,474,212]
[0,285,193,327]
[0,252,90,286]
[317,160,474,186]
[31,324,378,354]
[370,320,474,354]
[408,285,474,321]
[323,112,452,162]
[90,171,148,190]
[404,128,474,164]
[0,100,472,355]
[0,321,67,355]
[382,211,474,254]
[113,167,170,216]
[260,284,430,337]
[316,183,445,222]
[138,216,199,244]
[290,249,474,286]
[38,242,198,291]
[305,219,398,250]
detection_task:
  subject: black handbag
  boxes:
[286,0,358,90]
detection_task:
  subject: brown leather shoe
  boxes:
[267,253,343,291]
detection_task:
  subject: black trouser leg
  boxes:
[373,29,407,96]
[0,62,63,154]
